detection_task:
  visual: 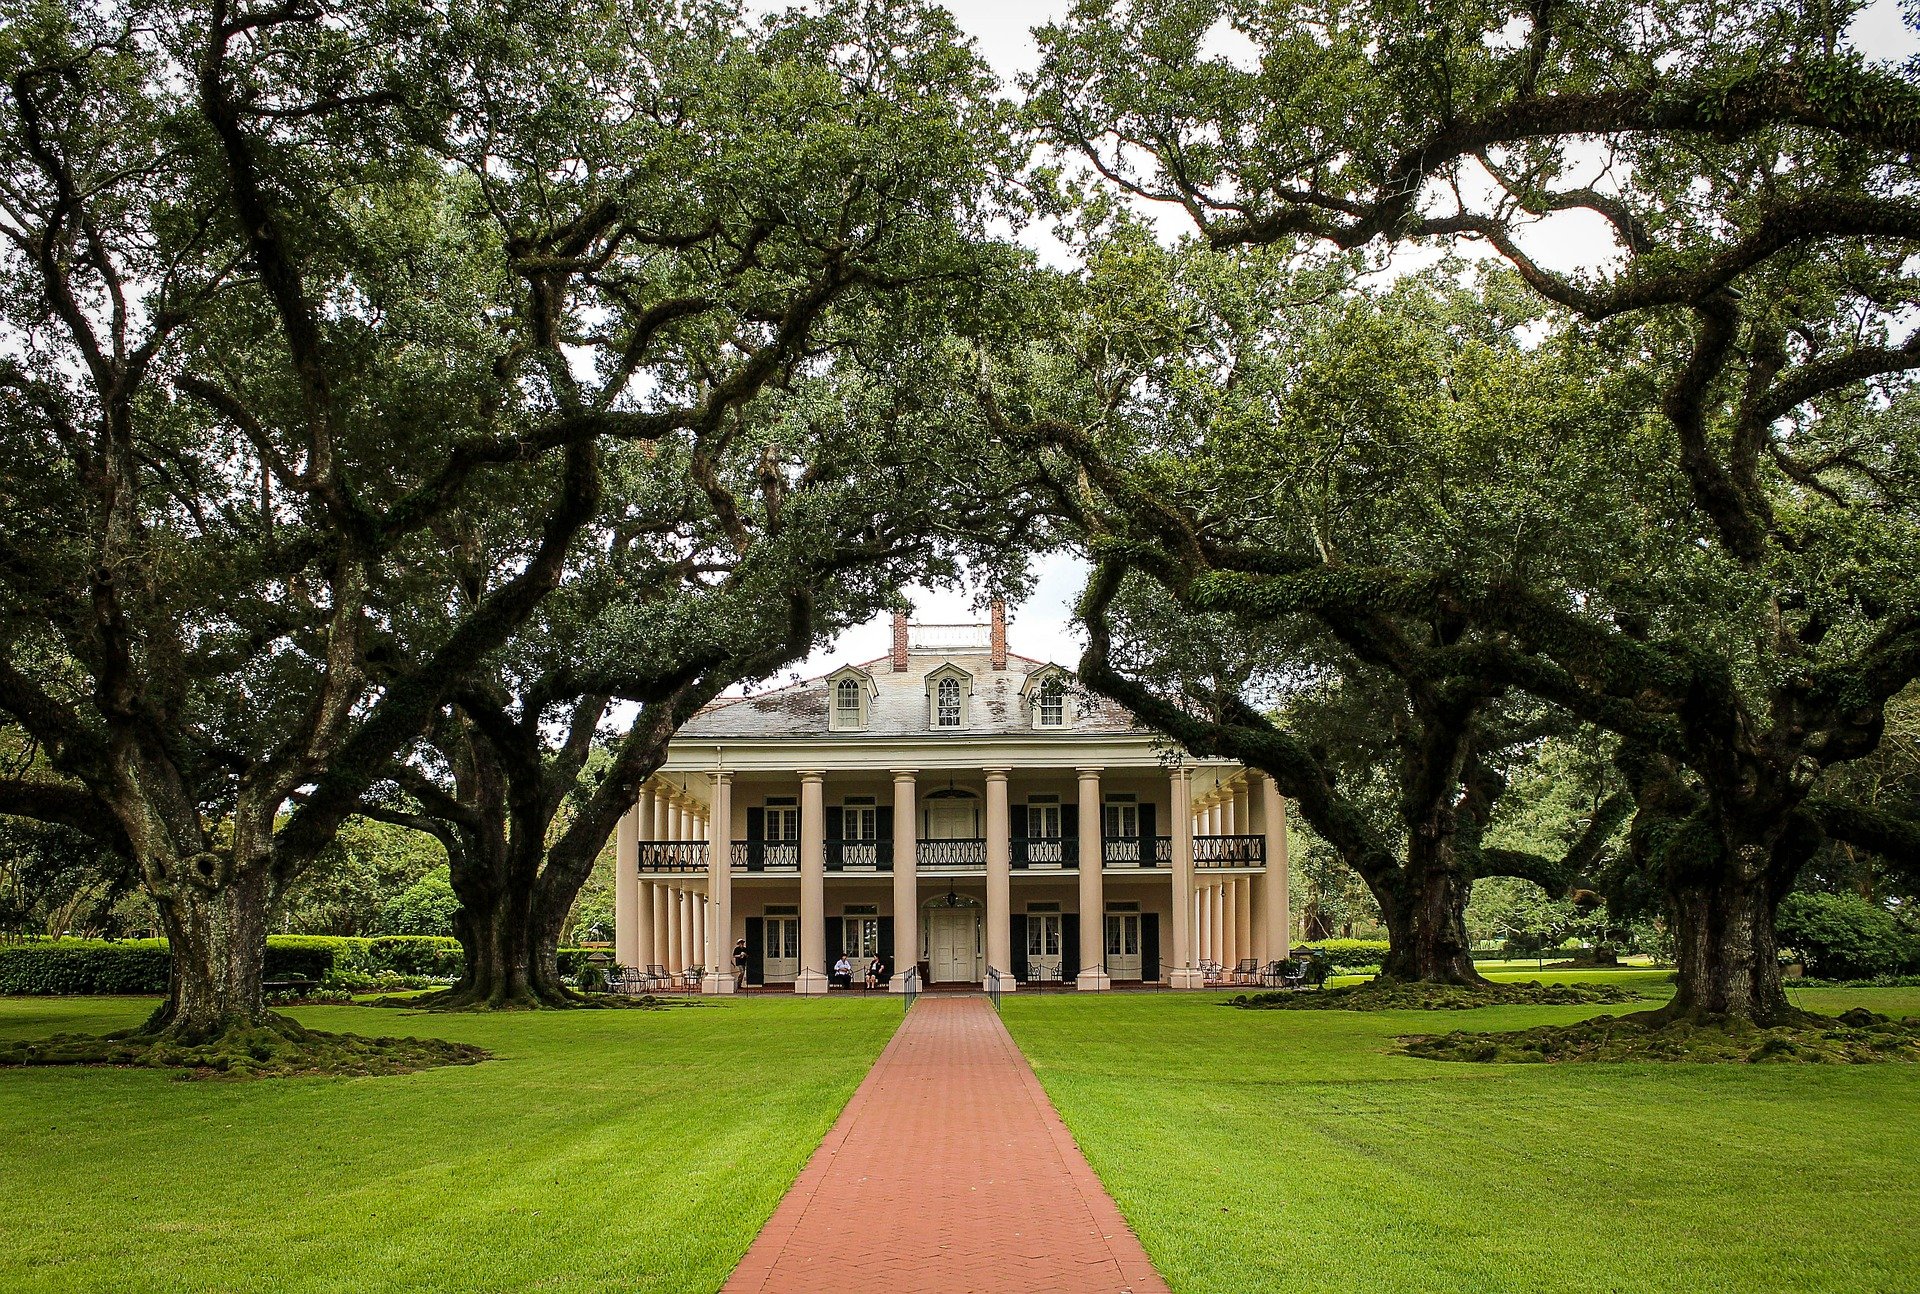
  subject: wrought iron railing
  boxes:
[916,838,986,868]
[1011,836,1077,868]
[903,963,919,1013]
[1194,834,1266,867]
[986,965,1004,1011]
[730,841,799,871]
[1101,835,1173,866]
[637,841,708,871]
[826,838,892,871]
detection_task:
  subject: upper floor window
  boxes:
[835,678,861,725]
[1037,677,1065,727]
[937,676,961,727]
[827,666,871,731]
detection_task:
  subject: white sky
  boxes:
[770,0,1920,688]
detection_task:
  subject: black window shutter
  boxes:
[826,917,843,960]
[1062,914,1080,981]
[876,804,893,840]
[1141,913,1161,983]
[825,805,843,841]
[1063,804,1078,837]
[1010,914,1028,981]
[745,918,764,987]
[746,807,765,840]
[1139,802,1158,845]
[878,916,894,976]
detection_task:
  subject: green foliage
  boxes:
[279,820,449,937]
[1777,892,1920,981]
[1231,980,1648,1011]
[0,935,469,994]
[374,867,460,938]
[1404,1008,1920,1065]
[1290,939,1391,971]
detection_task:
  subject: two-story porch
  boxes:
[611,610,1290,993]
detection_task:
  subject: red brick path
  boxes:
[723,996,1169,1294]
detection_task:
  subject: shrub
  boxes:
[0,940,171,994]
[367,936,463,977]
[1291,939,1391,972]
[375,866,460,937]
[1776,892,1920,981]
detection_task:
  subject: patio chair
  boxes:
[1280,958,1309,990]
[681,966,703,992]
[1027,958,1063,986]
[1202,959,1225,988]
[1232,958,1261,986]
[608,968,647,997]
[641,963,673,993]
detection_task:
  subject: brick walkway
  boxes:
[723,996,1168,1294]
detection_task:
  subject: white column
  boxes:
[637,872,656,969]
[1201,885,1215,962]
[890,770,918,992]
[1220,882,1236,966]
[703,772,735,993]
[651,786,670,844]
[650,883,668,970]
[694,893,708,971]
[665,886,683,972]
[615,802,640,968]
[1170,767,1202,987]
[1252,773,1290,966]
[1234,876,1252,967]
[984,767,1015,992]
[1076,767,1109,990]
[797,770,829,995]
[1232,783,1249,837]
[666,797,683,843]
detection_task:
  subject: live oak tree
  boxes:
[1030,0,1920,1023]
[369,367,1047,1008]
[993,232,1632,983]
[0,0,1020,1049]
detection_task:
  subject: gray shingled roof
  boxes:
[679,650,1143,740]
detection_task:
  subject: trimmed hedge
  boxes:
[0,935,477,995]
[1291,939,1391,972]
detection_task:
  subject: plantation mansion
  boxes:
[612,607,1290,993]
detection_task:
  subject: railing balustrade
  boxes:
[1010,836,1077,868]
[826,838,892,871]
[730,840,800,872]
[637,841,708,871]
[1194,834,1265,867]
[916,838,986,868]
[1100,835,1173,867]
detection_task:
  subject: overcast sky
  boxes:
[766,0,1920,689]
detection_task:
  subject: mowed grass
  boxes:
[0,995,899,1293]
[1002,976,1920,1294]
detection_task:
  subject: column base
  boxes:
[984,974,1019,993]
[700,972,736,995]
[1075,968,1112,992]
[888,971,916,995]
[795,969,832,997]
[1169,966,1207,989]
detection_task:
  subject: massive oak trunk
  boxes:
[1376,865,1487,986]
[446,876,575,1008]
[1665,873,1793,1022]
[145,865,272,1038]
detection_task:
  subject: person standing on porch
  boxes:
[732,938,748,988]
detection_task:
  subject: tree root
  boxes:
[1230,980,1648,1011]
[1401,1007,1920,1064]
[0,1012,488,1079]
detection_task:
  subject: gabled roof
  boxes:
[677,648,1141,740]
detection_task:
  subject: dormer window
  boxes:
[1037,677,1064,727]
[1021,665,1074,730]
[924,663,973,730]
[826,665,874,732]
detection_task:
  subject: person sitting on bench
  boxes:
[831,953,854,988]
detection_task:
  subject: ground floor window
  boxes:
[842,914,881,959]
[1026,912,1062,957]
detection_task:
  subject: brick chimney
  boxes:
[891,610,910,672]
[990,599,1007,670]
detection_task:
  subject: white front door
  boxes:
[927,801,975,839]
[1106,913,1142,980]
[764,916,799,982]
[928,909,979,982]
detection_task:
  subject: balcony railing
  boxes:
[731,840,800,872]
[1195,834,1265,867]
[1102,835,1173,867]
[827,838,892,871]
[1011,836,1077,868]
[638,841,708,871]
[917,838,986,868]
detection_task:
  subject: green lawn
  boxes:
[1002,980,1920,1294]
[0,995,898,1293]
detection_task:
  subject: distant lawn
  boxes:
[0,995,897,1293]
[1003,979,1920,1294]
